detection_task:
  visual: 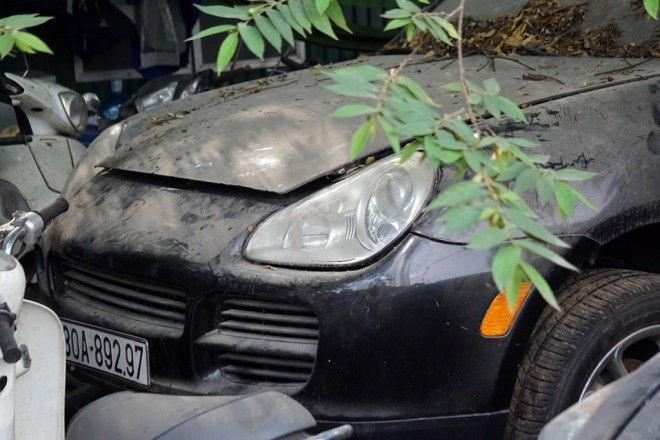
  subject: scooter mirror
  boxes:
[83,93,100,113]
[0,74,24,96]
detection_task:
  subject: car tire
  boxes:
[505,269,660,440]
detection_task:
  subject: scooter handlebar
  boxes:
[36,197,69,225]
[0,310,21,364]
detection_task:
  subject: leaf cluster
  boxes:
[0,14,53,60]
[189,0,351,72]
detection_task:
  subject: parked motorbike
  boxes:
[0,73,91,225]
[117,66,258,120]
[0,198,70,440]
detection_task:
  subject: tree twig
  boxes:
[592,58,652,76]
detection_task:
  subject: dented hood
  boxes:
[102,55,660,194]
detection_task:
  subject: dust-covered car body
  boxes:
[37,55,660,439]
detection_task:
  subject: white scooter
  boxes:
[0,73,89,224]
[0,198,70,440]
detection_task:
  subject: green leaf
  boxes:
[644,0,659,19]
[384,18,410,31]
[331,104,377,117]
[405,22,415,41]
[484,95,502,119]
[0,33,14,59]
[350,120,372,158]
[518,241,578,272]
[492,245,521,292]
[519,261,561,311]
[216,32,239,72]
[427,181,488,209]
[504,209,569,248]
[497,162,527,182]
[265,9,295,46]
[514,168,538,192]
[410,16,428,32]
[433,16,459,39]
[325,82,378,99]
[425,17,451,45]
[396,76,435,105]
[399,141,419,162]
[186,24,235,41]
[302,0,337,39]
[277,4,307,36]
[331,65,387,81]
[13,38,35,54]
[326,0,351,33]
[483,78,501,95]
[444,118,474,142]
[508,138,538,148]
[504,266,524,309]
[439,207,482,233]
[441,82,463,92]
[316,0,331,14]
[195,4,249,20]
[396,0,421,12]
[468,227,510,249]
[378,117,401,153]
[569,186,596,210]
[382,9,411,19]
[289,0,313,33]
[0,14,52,29]
[554,181,574,219]
[536,174,554,204]
[553,168,597,181]
[13,31,52,54]
[238,23,265,59]
[254,15,282,51]
[497,96,526,122]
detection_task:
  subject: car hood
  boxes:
[103,55,659,194]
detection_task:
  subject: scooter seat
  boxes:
[66,391,316,440]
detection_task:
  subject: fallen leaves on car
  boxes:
[388,0,658,59]
[150,111,188,127]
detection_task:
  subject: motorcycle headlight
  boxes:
[135,81,177,112]
[59,91,87,134]
[62,122,123,198]
[244,152,436,267]
[179,77,200,99]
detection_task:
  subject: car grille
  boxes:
[59,262,186,331]
[195,297,319,386]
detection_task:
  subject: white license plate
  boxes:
[62,319,150,386]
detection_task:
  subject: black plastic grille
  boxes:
[195,297,319,385]
[60,262,186,331]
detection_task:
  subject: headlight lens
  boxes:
[245,152,436,267]
[59,91,87,134]
[179,78,200,99]
[136,81,177,112]
[62,122,123,198]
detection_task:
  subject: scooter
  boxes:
[0,198,70,440]
[0,73,90,225]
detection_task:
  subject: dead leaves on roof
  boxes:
[392,0,658,58]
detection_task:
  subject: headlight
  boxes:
[135,81,177,112]
[179,78,200,99]
[245,152,436,267]
[59,91,87,134]
[61,122,123,198]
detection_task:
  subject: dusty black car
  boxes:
[36,54,660,440]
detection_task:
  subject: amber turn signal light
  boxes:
[480,282,533,337]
